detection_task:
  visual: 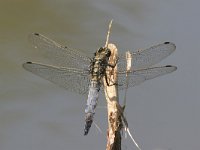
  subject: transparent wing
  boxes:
[118,42,176,71]
[28,33,91,69]
[23,62,90,95]
[117,65,177,91]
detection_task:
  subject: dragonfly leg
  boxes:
[105,73,118,86]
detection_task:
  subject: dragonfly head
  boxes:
[105,47,111,57]
[96,47,111,57]
[97,47,104,53]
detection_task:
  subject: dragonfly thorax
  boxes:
[89,47,111,81]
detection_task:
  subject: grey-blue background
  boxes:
[0,0,199,150]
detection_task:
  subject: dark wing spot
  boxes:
[164,42,170,44]
[34,33,39,36]
[26,62,33,64]
[165,65,172,67]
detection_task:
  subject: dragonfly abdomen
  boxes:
[84,81,100,135]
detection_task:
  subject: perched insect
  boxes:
[23,32,176,135]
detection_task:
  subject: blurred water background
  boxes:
[0,0,199,150]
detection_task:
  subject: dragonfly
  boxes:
[23,32,177,135]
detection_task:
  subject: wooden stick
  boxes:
[105,20,113,48]
[103,43,122,150]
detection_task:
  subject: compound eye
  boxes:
[106,49,111,57]
[98,47,104,53]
